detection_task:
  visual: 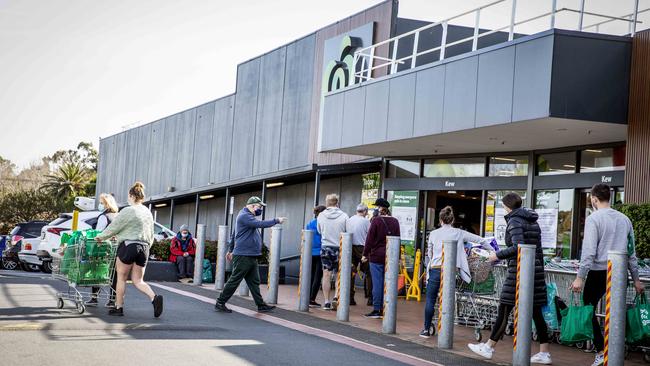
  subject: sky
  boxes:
[0,0,641,169]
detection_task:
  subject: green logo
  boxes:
[323,35,362,93]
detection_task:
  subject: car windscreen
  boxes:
[22,223,46,238]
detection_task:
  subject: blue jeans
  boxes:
[370,263,385,311]
[423,268,441,330]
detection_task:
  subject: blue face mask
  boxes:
[254,208,263,216]
[98,203,105,211]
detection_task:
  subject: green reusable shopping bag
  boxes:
[559,294,594,344]
[626,293,650,344]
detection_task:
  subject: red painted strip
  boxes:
[150,283,443,366]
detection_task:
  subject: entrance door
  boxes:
[425,190,482,235]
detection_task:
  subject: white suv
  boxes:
[37,210,175,272]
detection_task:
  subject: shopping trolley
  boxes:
[51,231,118,314]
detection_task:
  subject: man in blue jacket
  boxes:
[215,196,286,313]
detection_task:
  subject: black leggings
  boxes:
[310,255,323,302]
[490,303,549,344]
[583,270,607,352]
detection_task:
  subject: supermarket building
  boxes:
[96,0,650,280]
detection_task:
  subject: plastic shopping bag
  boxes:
[202,259,213,283]
[559,294,594,344]
[626,293,650,344]
[542,283,559,330]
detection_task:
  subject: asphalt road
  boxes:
[0,270,492,366]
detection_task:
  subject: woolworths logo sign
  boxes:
[322,35,362,93]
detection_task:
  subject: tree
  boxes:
[0,188,70,234]
[40,162,89,200]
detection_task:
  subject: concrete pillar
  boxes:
[512,244,537,366]
[214,225,229,291]
[298,230,314,312]
[192,224,206,286]
[382,236,401,334]
[266,225,282,304]
[337,233,353,321]
[438,240,458,349]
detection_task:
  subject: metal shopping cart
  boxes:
[51,234,118,314]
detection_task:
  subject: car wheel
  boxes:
[40,261,53,274]
[2,258,18,270]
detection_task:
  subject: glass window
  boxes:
[580,146,626,172]
[489,156,529,177]
[537,152,576,175]
[535,189,574,259]
[484,191,528,246]
[386,160,420,178]
[615,189,624,205]
[423,157,485,178]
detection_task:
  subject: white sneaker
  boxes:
[530,352,552,364]
[590,353,604,366]
[467,343,494,360]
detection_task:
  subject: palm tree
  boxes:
[40,162,88,200]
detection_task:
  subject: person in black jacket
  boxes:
[468,192,551,365]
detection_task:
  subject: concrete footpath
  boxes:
[0,270,491,366]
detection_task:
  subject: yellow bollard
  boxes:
[72,210,79,231]
[406,249,422,301]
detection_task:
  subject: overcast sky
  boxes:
[0,0,640,169]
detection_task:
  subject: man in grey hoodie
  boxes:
[317,193,349,310]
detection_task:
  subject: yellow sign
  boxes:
[486,220,494,232]
[486,203,495,216]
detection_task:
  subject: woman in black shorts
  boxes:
[96,182,163,317]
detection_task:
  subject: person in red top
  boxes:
[169,225,197,280]
[362,198,400,319]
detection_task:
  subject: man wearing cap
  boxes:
[362,198,400,318]
[215,196,286,313]
[169,224,197,281]
[346,203,371,306]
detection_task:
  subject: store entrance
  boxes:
[425,190,482,235]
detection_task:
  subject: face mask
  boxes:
[181,232,188,238]
[254,208,263,216]
[98,203,105,211]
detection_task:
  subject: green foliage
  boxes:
[41,162,89,200]
[616,203,650,259]
[0,188,71,234]
[149,238,218,263]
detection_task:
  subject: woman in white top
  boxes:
[87,193,119,307]
[419,206,489,338]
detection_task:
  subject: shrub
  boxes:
[150,238,219,263]
[616,203,650,259]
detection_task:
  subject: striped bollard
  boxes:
[337,233,353,321]
[266,225,282,304]
[192,224,206,286]
[512,244,536,366]
[438,240,458,349]
[604,251,628,366]
[298,230,314,312]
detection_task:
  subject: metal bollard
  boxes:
[237,281,249,296]
[438,240,458,349]
[192,224,206,286]
[512,244,537,366]
[337,233,353,321]
[214,225,229,291]
[604,251,628,366]
[298,230,314,312]
[266,225,283,304]
[382,236,401,334]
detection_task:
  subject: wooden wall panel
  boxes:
[625,30,650,203]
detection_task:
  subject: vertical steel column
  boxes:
[266,225,283,304]
[440,22,448,60]
[550,0,557,28]
[390,39,399,74]
[298,230,314,312]
[472,9,481,51]
[578,0,586,31]
[261,181,267,242]
[604,251,628,366]
[169,199,175,231]
[438,240,458,349]
[224,187,231,226]
[193,194,200,234]
[512,244,536,366]
[632,0,640,36]
[366,47,375,81]
[411,32,420,68]
[337,233,353,321]
[192,224,206,286]
[214,225,229,291]
[382,236,401,334]
[314,170,321,207]
[509,0,517,41]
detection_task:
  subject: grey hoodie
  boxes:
[317,207,349,248]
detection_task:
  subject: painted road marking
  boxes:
[150,283,443,366]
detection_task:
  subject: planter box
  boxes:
[143,261,178,282]
[258,264,285,285]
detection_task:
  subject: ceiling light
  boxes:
[154,203,167,208]
[199,194,215,200]
[563,165,575,168]
[585,149,602,153]
[448,191,456,194]
[266,182,285,188]
[493,157,516,162]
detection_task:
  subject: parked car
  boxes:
[4,221,48,271]
[37,210,175,272]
